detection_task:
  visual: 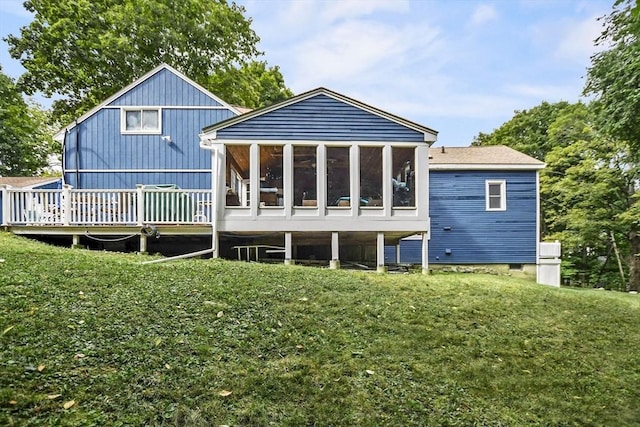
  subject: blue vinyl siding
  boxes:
[216,94,425,142]
[108,68,224,107]
[64,107,234,189]
[65,172,211,190]
[427,171,538,264]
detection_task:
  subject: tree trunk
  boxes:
[628,232,640,292]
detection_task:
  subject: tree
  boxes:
[584,0,640,149]
[474,100,640,291]
[208,62,293,110]
[545,136,640,291]
[0,66,56,176]
[471,101,574,160]
[6,0,292,124]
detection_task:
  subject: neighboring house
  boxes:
[0,177,62,225]
[386,146,545,273]
[1,64,549,276]
[53,64,240,189]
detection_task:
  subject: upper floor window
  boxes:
[121,108,161,134]
[486,180,506,211]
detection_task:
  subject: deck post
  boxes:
[421,231,429,274]
[72,234,82,249]
[62,184,72,226]
[1,185,9,226]
[139,234,148,254]
[211,230,219,259]
[376,232,387,273]
[330,232,340,269]
[136,184,144,226]
[284,232,294,265]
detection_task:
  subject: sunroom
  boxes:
[199,88,437,271]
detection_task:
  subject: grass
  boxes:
[1,232,639,426]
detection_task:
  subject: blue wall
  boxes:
[63,68,235,189]
[428,170,538,264]
[387,170,539,265]
[216,94,425,142]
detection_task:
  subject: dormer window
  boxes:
[121,108,161,134]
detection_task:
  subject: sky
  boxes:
[0,0,613,146]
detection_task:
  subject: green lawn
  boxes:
[1,232,639,426]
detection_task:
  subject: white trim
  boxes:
[63,168,211,173]
[430,163,545,171]
[54,63,240,140]
[103,105,231,110]
[486,180,507,211]
[202,139,424,147]
[120,107,162,134]
[536,171,541,262]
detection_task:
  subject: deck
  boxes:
[0,185,214,253]
[1,185,213,228]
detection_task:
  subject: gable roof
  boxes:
[53,63,240,142]
[0,176,62,189]
[429,146,545,170]
[201,87,438,143]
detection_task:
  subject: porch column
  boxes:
[210,144,224,259]
[396,241,401,264]
[330,232,340,269]
[376,232,387,273]
[421,232,429,274]
[284,232,294,265]
[250,143,259,217]
[1,185,9,226]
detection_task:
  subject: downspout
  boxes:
[74,120,80,188]
[61,128,68,185]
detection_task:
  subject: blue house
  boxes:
[2,64,546,275]
[53,64,240,189]
[386,146,545,272]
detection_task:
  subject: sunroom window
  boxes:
[122,108,161,133]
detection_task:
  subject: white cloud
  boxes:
[469,4,498,26]
[505,83,578,100]
[319,0,411,24]
[288,19,442,91]
[554,14,604,62]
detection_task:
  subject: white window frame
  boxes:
[121,107,162,134]
[486,180,506,211]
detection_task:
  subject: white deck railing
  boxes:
[0,185,213,226]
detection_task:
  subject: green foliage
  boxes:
[584,0,640,148]
[6,0,292,124]
[471,101,575,160]
[0,66,56,176]
[209,62,294,110]
[1,233,640,425]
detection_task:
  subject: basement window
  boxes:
[486,180,506,211]
[121,108,161,134]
